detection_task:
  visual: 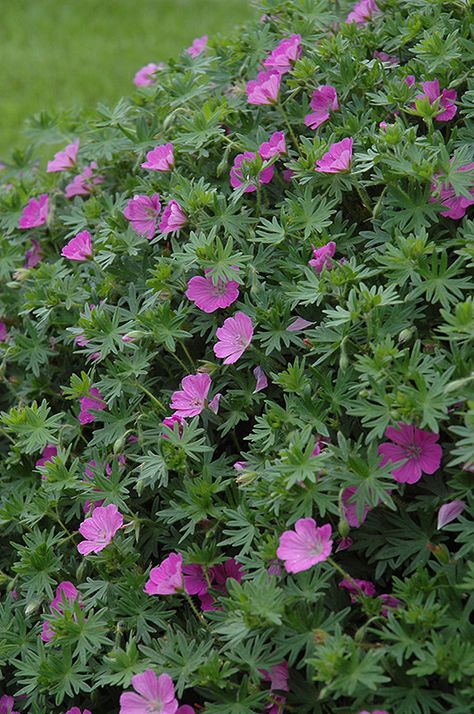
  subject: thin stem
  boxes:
[256,183,262,219]
[183,592,208,627]
[353,179,372,212]
[179,340,196,371]
[327,556,368,598]
[172,349,192,375]
[277,102,299,151]
[134,382,167,412]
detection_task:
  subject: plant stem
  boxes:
[179,340,196,371]
[184,592,208,627]
[327,556,367,597]
[277,102,299,151]
[134,382,166,412]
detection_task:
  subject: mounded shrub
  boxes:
[0,0,473,712]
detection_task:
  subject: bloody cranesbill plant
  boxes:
[0,0,473,712]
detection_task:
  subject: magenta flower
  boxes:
[159,200,187,234]
[77,504,123,555]
[123,193,161,240]
[430,162,474,220]
[277,518,333,573]
[134,62,163,87]
[187,35,208,58]
[162,414,185,439]
[47,139,80,172]
[213,311,254,364]
[309,241,336,273]
[0,322,9,342]
[339,578,376,603]
[145,553,184,596]
[305,85,339,130]
[141,143,174,171]
[259,131,286,160]
[170,373,212,417]
[61,230,93,261]
[0,696,19,714]
[346,0,380,24]
[342,486,370,528]
[24,239,42,268]
[185,271,239,312]
[260,661,289,714]
[41,581,80,643]
[379,593,401,617]
[378,423,442,484]
[65,162,104,199]
[374,51,398,65]
[35,444,57,475]
[65,708,92,714]
[176,708,194,714]
[120,670,178,714]
[246,70,281,105]
[315,138,353,173]
[282,168,295,182]
[183,563,208,597]
[184,558,244,611]
[207,392,221,412]
[437,500,465,529]
[230,151,274,193]
[416,79,457,122]
[287,316,314,332]
[79,387,107,425]
[18,194,49,229]
[253,366,268,393]
[263,34,302,74]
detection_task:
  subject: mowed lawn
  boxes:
[0,0,253,156]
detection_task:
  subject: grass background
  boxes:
[0,0,253,156]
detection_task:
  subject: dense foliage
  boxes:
[0,0,473,712]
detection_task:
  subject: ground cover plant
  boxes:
[0,0,473,712]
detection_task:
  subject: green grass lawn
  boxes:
[0,0,253,157]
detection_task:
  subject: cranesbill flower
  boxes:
[346,0,380,24]
[79,387,107,425]
[0,696,19,714]
[18,194,49,229]
[315,138,353,173]
[259,131,286,160]
[342,486,370,528]
[379,593,401,617]
[170,373,212,417]
[430,162,474,220]
[36,444,57,471]
[374,51,398,65]
[260,661,289,692]
[309,241,336,273]
[253,366,268,393]
[123,193,161,240]
[47,139,80,172]
[187,35,208,58]
[247,70,281,105]
[176,707,194,714]
[41,581,80,643]
[263,34,302,74]
[159,200,187,234]
[305,86,339,130]
[162,414,185,439]
[230,151,274,193]
[378,423,442,484]
[145,553,184,595]
[213,311,254,364]
[65,708,93,714]
[141,143,174,171]
[0,322,8,342]
[339,578,376,602]
[61,230,93,261]
[183,563,208,597]
[277,518,333,573]
[186,272,239,312]
[120,671,178,714]
[77,504,123,555]
[437,500,465,529]
[416,79,457,122]
[134,62,163,87]
[287,316,314,332]
[65,162,104,199]
[24,239,42,268]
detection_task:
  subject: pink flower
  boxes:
[379,593,401,617]
[24,239,42,268]
[263,34,302,74]
[305,85,339,130]
[18,194,49,229]
[187,35,208,58]
[287,317,314,332]
[213,311,254,364]
[35,444,57,473]
[378,423,442,484]
[0,696,19,714]
[134,62,163,87]
[65,162,104,199]
[282,168,294,182]
[277,518,333,573]
[259,131,286,160]
[346,0,380,24]
[430,162,474,220]
[123,193,161,240]
[342,486,370,528]
[0,322,9,342]
[437,500,465,529]
[77,504,123,555]
[315,138,353,173]
[339,578,376,602]
[47,139,80,172]
[186,272,239,312]
[336,537,353,552]
[183,563,208,597]
[162,414,185,438]
[61,230,93,261]
[246,70,281,105]
[176,708,194,714]
[65,709,92,714]
[374,51,398,65]
[211,558,244,591]
[253,366,268,393]
[259,662,289,691]
[41,581,79,643]
[159,200,187,234]
[309,241,336,273]
[145,553,184,595]
[170,373,211,417]
[230,151,274,193]
[416,79,457,122]
[141,143,174,171]
[79,387,107,425]
[120,670,178,714]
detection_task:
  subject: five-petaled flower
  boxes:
[141,143,174,171]
[187,35,208,58]
[170,373,212,417]
[134,62,163,87]
[159,200,187,234]
[186,271,239,312]
[145,552,184,595]
[315,138,353,173]
[263,34,302,74]
[247,70,281,105]
[309,241,336,273]
[230,151,274,192]
[378,423,442,484]
[213,311,254,364]
[61,230,93,261]
[18,194,49,229]
[77,504,124,555]
[305,85,339,130]
[277,518,333,573]
[124,193,161,240]
[47,139,80,172]
[119,670,179,714]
